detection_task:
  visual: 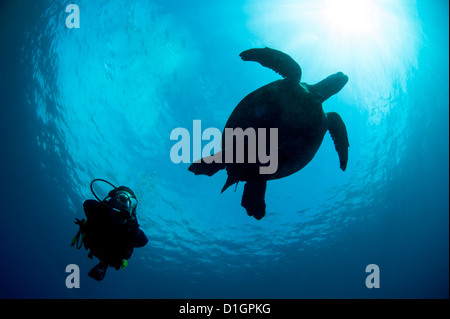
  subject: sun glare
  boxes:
[246,0,422,112]
[322,0,380,36]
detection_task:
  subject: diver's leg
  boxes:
[241,179,267,220]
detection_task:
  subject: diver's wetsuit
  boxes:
[82,200,148,270]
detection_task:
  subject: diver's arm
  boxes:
[83,199,102,219]
[133,228,148,248]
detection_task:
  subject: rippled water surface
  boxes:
[0,0,448,298]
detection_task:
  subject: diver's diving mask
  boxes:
[90,179,138,217]
[107,187,138,216]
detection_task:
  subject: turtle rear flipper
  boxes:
[188,152,226,176]
[327,112,349,171]
[241,179,267,220]
[240,47,302,83]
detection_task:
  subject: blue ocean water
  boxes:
[0,0,448,298]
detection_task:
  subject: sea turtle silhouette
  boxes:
[189,47,349,220]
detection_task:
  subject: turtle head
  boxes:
[310,72,348,102]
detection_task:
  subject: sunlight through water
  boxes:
[17,0,447,299]
[246,0,423,110]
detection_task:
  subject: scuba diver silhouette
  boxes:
[71,179,148,281]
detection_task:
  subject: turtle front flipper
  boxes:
[240,47,302,83]
[327,112,349,171]
[241,179,267,220]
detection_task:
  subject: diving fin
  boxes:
[88,261,108,281]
